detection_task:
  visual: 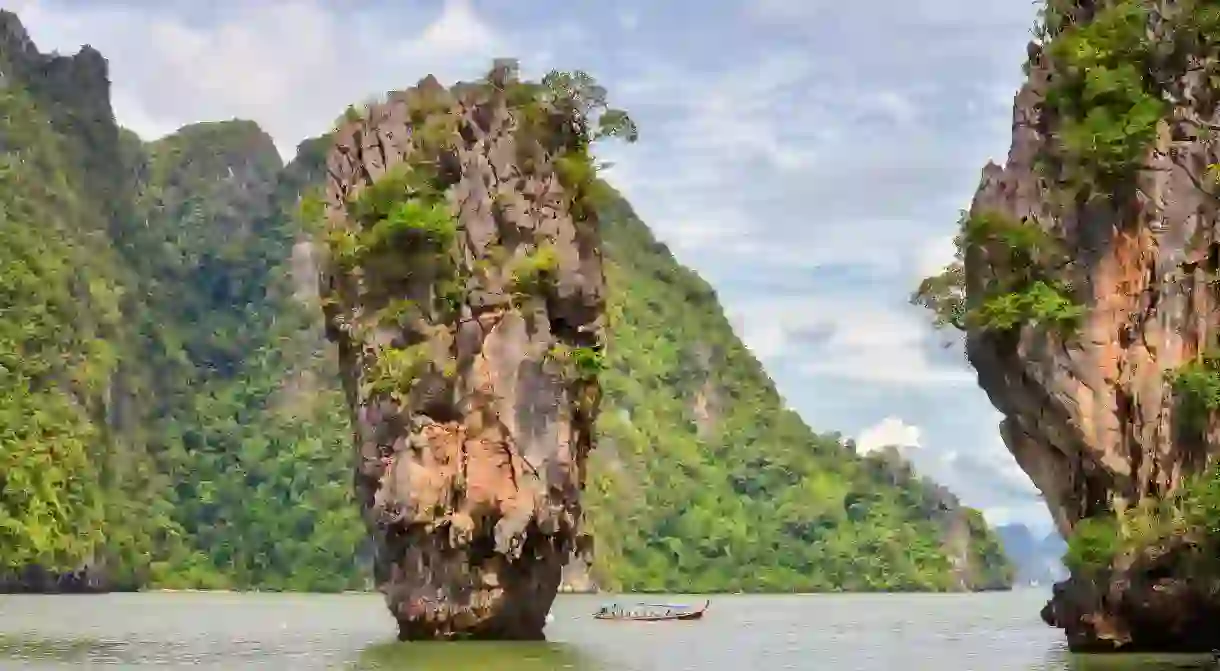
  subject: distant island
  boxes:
[993,525,1067,588]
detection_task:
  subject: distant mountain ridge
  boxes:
[995,523,1067,587]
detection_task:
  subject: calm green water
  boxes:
[0,590,1212,670]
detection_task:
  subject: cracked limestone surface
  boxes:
[317,65,606,640]
[959,1,1220,652]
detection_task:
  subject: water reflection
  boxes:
[1039,649,1218,671]
[0,633,302,667]
[352,640,601,670]
[9,630,1220,670]
[0,634,116,665]
[7,592,1220,670]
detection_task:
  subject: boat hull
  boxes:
[592,600,710,622]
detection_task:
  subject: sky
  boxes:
[7,0,1057,535]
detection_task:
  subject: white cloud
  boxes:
[4,0,39,15]
[937,435,1041,503]
[854,417,922,456]
[914,231,959,280]
[17,0,513,157]
[737,322,788,362]
[861,90,919,127]
[406,0,497,58]
[600,48,1020,285]
[726,296,974,387]
[598,52,832,262]
[673,56,822,171]
[848,413,1053,533]
[109,89,179,142]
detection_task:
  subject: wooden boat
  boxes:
[592,599,710,621]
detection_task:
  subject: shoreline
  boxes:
[123,587,1035,596]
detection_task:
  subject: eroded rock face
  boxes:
[317,68,605,640]
[1039,537,1220,652]
[963,6,1220,652]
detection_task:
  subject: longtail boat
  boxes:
[592,599,710,621]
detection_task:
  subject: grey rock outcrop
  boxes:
[317,66,606,640]
[958,1,1220,651]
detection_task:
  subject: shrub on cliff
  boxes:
[1063,470,1220,575]
[1036,0,1220,200]
[1168,351,1220,437]
[911,209,1081,335]
[1040,1,1165,196]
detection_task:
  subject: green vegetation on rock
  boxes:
[1035,0,1220,199]
[586,192,1012,592]
[507,66,633,221]
[1040,1,1166,195]
[912,209,1082,335]
[1168,351,1220,435]
[0,23,370,589]
[1040,1,1220,582]
[509,245,560,296]
[1062,469,1220,576]
[0,85,115,576]
[110,122,370,591]
[0,50,176,588]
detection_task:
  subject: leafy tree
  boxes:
[912,210,1081,335]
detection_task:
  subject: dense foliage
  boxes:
[911,209,1081,335]
[0,84,117,576]
[1063,465,1220,575]
[1035,0,1220,200]
[1168,350,1220,436]
[0,35,369,589]
[0,30,1012,594]
[0,48,179,588]
[587,195,1012,592]
[117,124,369,591]
[1040,1,1166,196]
